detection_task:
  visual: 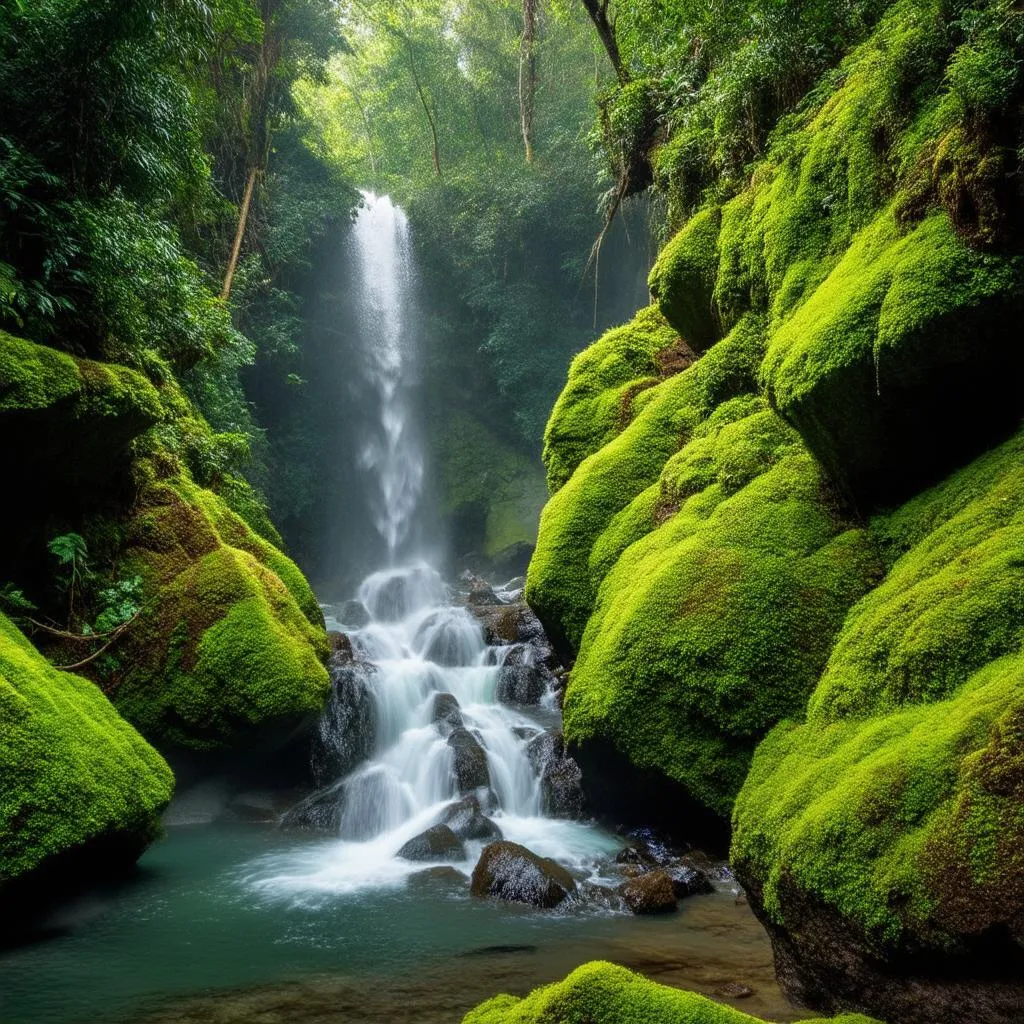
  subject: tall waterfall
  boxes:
[246,195,618,903]
[352,192,424,563]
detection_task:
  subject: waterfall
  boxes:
[352,192,424,563]
[246,196,618,903]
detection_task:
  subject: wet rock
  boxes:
[448,727,490,794]
[495,645,552,706]
[468,600,551,650]
[337,600,371,628]
[397,824,466,862]
[666,860,715,899]
[279,779,346,833]
[527,732,586,819]
[714,982,754,999]
[364,566,444,622]
[617,870,678,914]
[467,577,502,606]
[439,795,503,842]
[431,692,464,732]
[578,881,625,913]
[311,662,376,787]
[407,866,466,890]
[470,841,576,908]
[327,631,354,661]
[225,790,281,823]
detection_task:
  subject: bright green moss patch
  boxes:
[564,405,879,815]
[527,315,765,657]
[542,306,681,493]
[0,612,173,889]
[648,207,722,352]
[112,459,329,751]
[733,424,1024,948]
[462,962,881,1024]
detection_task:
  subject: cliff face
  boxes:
[0,330,330,905]
[527,1,1024,1018]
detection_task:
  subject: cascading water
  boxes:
[246,194,619,903]
[351,192,424,563]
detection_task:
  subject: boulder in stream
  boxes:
[526,732,586,819]
[495,645,552,706]
[336,599,371,628]
[617,869,678,914]
[430,692,464,732]
[279,779,347,833]
[448,727,490,794]
[396,824,466,862]
[438,795,502,841]
[311,661,376,787]
[470,841,576,909]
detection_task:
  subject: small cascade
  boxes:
[254,564,618,899]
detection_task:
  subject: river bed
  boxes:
[0,819,811,1024]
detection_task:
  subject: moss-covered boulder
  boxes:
[648,1,1024,510]
[110,457,329,751]
[562,396,878,826]
[0,612,173,915]
[463,961,880,1024]
[527,314,763,660]
[732,425,1024,1023]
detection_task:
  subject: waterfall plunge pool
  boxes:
[0,818,813,1024]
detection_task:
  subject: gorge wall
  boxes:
[522,2,1024,1021]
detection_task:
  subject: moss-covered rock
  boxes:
[648,1,1024,509]
[462,961,880,1024]
[732,424,1024,1022]
[110,457,329,751]
[542,306,687,494]
[0,612,173,910]
[563,398,879,820]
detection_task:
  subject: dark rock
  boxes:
[327,631,354,661]
[495,644,552,706]
[311,662,376,787]
[578,881,625,913]
[467,577,502,606]
[468,600,551,649]
[337,600,371,628]
[439,795,503,842]
[470,841,576,908]
[665,860,715,899]
[407,866,466,890]
[279,779,347,832]
[527,732,586,819]
[617,870,678,914]
[714,982,754,999]
[396,824,466,862]
[448,727,490,794]
[430,692,463,732]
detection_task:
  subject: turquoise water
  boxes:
[0,821,809,1024]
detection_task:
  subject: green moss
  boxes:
[542,306,680,493]
[0,612,173,889]
[733,423,1024,948]
[111,459,329,751]
[564,405,879,815]
[0,330,162,438]
[462,962,881,1024]
[527,314,764,655]
[649,208,723,352]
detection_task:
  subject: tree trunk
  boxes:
[402,33,441,177]
[221,166,257,302]
[519,0,538,163]
[580,0,628,84]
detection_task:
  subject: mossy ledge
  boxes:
[109,455,330,753]
[732,424,1024,1023]
[0,612,173,925]
[462,961,881,1024]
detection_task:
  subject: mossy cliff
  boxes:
[527,1,1024,1019]
[1,332,328,817]
[732,425,1024,1022]
[463,962,880,1024]
[0,611,173,916]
